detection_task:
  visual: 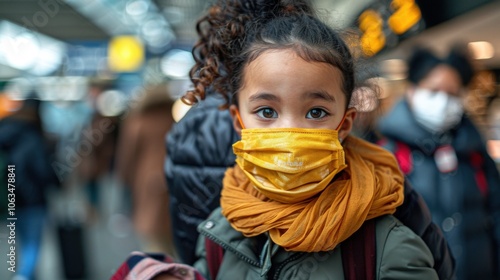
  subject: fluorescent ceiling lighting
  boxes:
[161,49,195,79]
[0,20,66,76]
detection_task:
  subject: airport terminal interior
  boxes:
[0,0,499,279]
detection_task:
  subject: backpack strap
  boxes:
[394,142,413,175]
[341,219,376,280]
[377,139,413,175]
[205,237,224,280]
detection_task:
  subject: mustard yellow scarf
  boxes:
[220,136,404,252]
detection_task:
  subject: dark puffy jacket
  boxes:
[0,117,58,208]
[165,96,455,279]
[378,99,500,280]
[165,96,238,265]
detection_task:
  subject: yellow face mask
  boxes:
[232,112,347,203]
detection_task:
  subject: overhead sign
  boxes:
[354,0,424,57]
[64,41,108,76]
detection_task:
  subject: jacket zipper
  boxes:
[272,252,305,280]
[199,230,261,268]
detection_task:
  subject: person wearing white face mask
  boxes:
[411,88,464,133]
[377,46,500,280]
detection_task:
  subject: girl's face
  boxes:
[230,49,356,140]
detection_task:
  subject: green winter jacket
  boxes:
[194,208,439,280]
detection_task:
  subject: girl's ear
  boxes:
[338,107,357,141]
[229,104,243,136]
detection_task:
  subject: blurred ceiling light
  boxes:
[163,7,184,26]
[0,23,40,71]
[142,17,167,37]
[141,17,175,53]
[96,90,127,117]
[172,98,192,122]
[66,0,131,35]
[67,0,172,54]
[4,33,39,70]
[126,0,150,17]
[161,49,195,79]
[0,20,65,76]
[147,31,175,54]
[31,43,66,76]
[468,41,494,60]
[381,59,407,80]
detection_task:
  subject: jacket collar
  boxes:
[198,208,262,267]
[198,207,286,276]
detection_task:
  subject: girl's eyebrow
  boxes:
[305,91,336,102]
[248,92,280,102]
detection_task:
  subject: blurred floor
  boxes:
[0,175,141,280]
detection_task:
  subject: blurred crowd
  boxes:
[0,79,181,279]
[0,1,499,280]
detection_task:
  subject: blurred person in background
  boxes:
[77,78,120,222]
[115,84,177,257]
[377,46,500,279]
[0,94,59,280]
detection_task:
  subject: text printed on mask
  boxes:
[274,159,304,167]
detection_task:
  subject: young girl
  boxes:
[113,0,440,279]
[188,0,438,277]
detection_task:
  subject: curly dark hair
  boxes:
[182,0,357,110]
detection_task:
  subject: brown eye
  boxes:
[307,108,326,119]
[257,107,278,119]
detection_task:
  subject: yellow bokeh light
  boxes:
[359,9,386,56]
[108,36,144,72]
[388,0,421,35]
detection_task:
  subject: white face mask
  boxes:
[411,88,464,133]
